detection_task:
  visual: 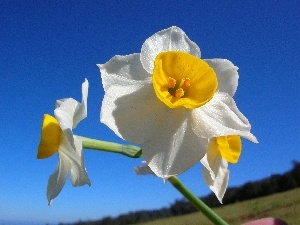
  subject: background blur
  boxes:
[0,0,299,224]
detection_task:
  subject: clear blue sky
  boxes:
[0,0,299,224]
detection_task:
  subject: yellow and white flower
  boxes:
[98,26,257,179]
[37,79,90,205]
[201,135,242,203]
[200,57,258,203]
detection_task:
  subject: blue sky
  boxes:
[0,0,299,224]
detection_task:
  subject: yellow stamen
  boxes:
[168,78,191,98]
[37,114,62,159]
[215,135,242,164]
[152,51,218,109]
[179,78,191,90]
[168,77,177,88]
[175,88,185,98]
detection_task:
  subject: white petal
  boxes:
[73,78,89,128]
[55,79,88,130]
[134,162,155,175]
[204,59,239,97]
[98,53,151,92]
[201,156,229,203]
[54,98,78,148]
[68,136,91,186]
[47,138,72,205]
[46,133,90,205]
[101,83,167,143]
[192,92,258,143]
[142,109,208,178]
[201,140,229,203]
[55,98,68,108]
[141,26,200,73]
[54,79,89,148]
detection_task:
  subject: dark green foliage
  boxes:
[170,199,197,216]
[291,160,300,186]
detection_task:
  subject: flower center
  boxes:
[37,114,62,159]
[152,51,218,109]
[168,77,191,98]
[215,135,242,164]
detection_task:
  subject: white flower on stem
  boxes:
[200,60,258,203]
[201,135,243,203]
[98,26,257,179]
[37,79,91,205]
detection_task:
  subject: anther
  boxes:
[177,78,191,90]
[175,88,185,98]
[168,77,190,98]
[181,78,190,89]
[168,77,177,88]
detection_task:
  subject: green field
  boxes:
[138,188,300,225]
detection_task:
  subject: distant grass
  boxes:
[138,188,300,225]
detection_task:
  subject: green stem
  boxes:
[168,176,229,225]
[78,136,142,158]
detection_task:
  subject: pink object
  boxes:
[242,218,288,225]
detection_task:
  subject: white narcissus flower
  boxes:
[37,79,91,205]
[98,26,257,179]
[201,135,242,203]
[200,60,258,203]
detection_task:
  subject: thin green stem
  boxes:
[78,136,142,158]
[168,176,229,225]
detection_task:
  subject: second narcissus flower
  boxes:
[37,79,91,205]
[201,135,242,203]
[98,26,257,179]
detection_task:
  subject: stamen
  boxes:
[181,78,190,89]
[175,88,185,98]
[168,77,176,88]
[168,77,190,98]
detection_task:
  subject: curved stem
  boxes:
[168,176,229,225]
[78,136,142,158]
